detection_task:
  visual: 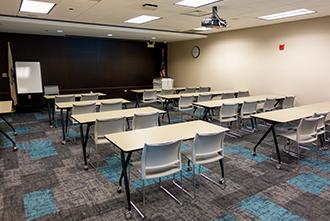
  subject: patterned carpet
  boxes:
[0,104,329,221]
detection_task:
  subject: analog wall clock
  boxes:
[192,46,200,58]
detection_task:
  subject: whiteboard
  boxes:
[15,62,43,94]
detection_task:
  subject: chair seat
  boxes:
[219,117,237,123]
[132,161,180,180]
[182,151,223,165]
[279,131,317,144]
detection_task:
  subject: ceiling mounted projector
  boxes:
[201,6,227,28]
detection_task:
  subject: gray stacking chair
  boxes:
[180,87,196,94]
[142,90,158,104]
[132,112,159,130]
[92,117,126,167]
[176,95,194,121]
[238,91,250,98]
[282,96,295,109]
[133,139,189,209]
[240,101,258,131]
[44,85,59,95]
[81,94,98,101]
[100,101,122,112]
[182,132,225,198]
[221,93,235,99]
[219,103,240,137]
[279,116,320,158]
[198,87,211,92]
[262,98,277,112]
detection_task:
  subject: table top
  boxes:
[56,98,130,109]
[253,101,330,123]
[44,92,106,100]
[105,120,229,152]
[71,106,165,124]
[130,87,187,94]
[193,94,287,109]
[158,90,240,100]
[0,101,14,114]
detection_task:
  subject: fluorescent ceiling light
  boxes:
[125,15,160,24]
[57,30,63,33]
[107,33,113,37]
[20,0,55,14]
[193,27,212,31]
[176,0,219,8]
[258,9,316,21]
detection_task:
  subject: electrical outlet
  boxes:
[2,73,7,78]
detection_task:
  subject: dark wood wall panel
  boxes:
[0,32,167,102]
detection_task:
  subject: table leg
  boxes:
[1,116,17,136]
[120,151,132,219]
[202,108,210,121]
[135,94,140,108]
[0,129,17,151]
[123,103,127,109]
[60,109,66,145]
[47,100,52,126]
[79,123,91,170]
[51,101,55,126]
[117,152,132,193]
[271,126,282,168]
[65,109,69,134]
[253,122,274,155]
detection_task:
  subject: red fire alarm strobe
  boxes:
[279,44,285,50]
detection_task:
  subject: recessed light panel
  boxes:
[125,15,160,24]
[20,0,56,14]
[176,0,220,8]
[258,9,316,21]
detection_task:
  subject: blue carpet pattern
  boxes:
[21,139,58,160]
[238,195,304,221]
[0,107,329,220]
[24,189,59,221]
[287,173,330,195]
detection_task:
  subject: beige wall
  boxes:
[168,16,330,105]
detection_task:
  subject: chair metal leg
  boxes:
[142,180,145,208]
[193,164,196,199]
[160,185,183,205]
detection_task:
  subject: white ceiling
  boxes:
[0,0,330,42]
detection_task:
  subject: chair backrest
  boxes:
[179,95,194,108]
[263,98,277,112]
[141,139,182,179]
[72,102,96,115]
[44,85,59,95]
[198,87,211,92]
[282,96,295,109]
[55,95,75,103]
[219,103,238,122]
[143,90,157,102]
[81,94,98,101]
[296,117,320,143]
[238,91,250,98]
[221,93,235,99]
[313,113,327,134]
[133,112,159,130]
[212,95,222,100]
[197,94,212,102]
[161,89,174,95]
[95,117,126,139]
[241,101,257,117]
[100,101,122,112]
[181,87,196,94]
[192,132,225,164]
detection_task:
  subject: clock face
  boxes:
[192,46,200,58]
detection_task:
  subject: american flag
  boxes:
[160,48,166,77]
